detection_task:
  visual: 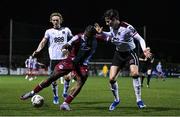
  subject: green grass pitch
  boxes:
[0,75,180,116]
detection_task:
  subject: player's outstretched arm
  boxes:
[32,38,47,57]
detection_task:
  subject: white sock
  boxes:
[60,77,64,84]
[71,79,75,83]
[133,77,141,102]
[110,81,120,102]
[63,102,68,105]
[31,90,35,94]
[63,80,70,94]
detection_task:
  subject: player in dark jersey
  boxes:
[139,47,154,88]
[20,25,97,111]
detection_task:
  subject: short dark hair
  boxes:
[104,9,119,20]
[85,25,97,36]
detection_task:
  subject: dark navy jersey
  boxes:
[67,33,97,65]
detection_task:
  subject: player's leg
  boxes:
[140,73,145,87]
[158,72,162,79]
[50,60,60,104]
[140,66,147,87]
[20,68,67,100]
[129,51,146,109]
[60,77,64,84]
[52,81,59,104]
[147,69,152,88]
[60,66,88,111]
[108,52,122,111]
[62,72,75,99]
[109,65,120,111]
[161,72,166,81]
[25,68,30,79]
[33,68,38,79]
[28,69,34,81]
[20,61,71,100]
[130,64,146,109]
[60,77,87,111]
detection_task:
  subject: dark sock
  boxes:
[147,75,151,85]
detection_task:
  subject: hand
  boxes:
[62,43,70,49]
[61,49,69,57]
[143,48,152,58]
[94,23,103,33]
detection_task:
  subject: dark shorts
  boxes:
[140,62,153,73]
[112,50,139,68]
[140,64,153,73]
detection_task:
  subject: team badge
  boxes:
[58,64,64,69]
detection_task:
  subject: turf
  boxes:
[0,75,180,116]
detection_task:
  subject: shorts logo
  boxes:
[58,65,64,69]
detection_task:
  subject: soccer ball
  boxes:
[31,95,44,108]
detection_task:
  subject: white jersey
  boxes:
[103,22,140,52]
[156,63,162,72]
[32,59,38,69]
[44,27,73,60]
[25,58,34,69]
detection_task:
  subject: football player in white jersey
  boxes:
[32,12,73,104]
[156,61,165,80]
[95,9,151,110]
[25,56,34,80]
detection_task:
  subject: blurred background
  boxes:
[0,0,179,77]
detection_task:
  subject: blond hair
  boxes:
[49,12,63,23]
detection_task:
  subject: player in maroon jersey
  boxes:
[20,25,98,110]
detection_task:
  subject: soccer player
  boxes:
[94,9,151,110]
[32,12,73,104]
[156,61,165,81]
[139,47,154,88]
[20,25,98,111]
[25,55,34,81]
[31,57,46,80]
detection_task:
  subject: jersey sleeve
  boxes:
[127,25,137,37]
[67,35,79,45]
[66,27,73,39]
[44,30,49,39]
